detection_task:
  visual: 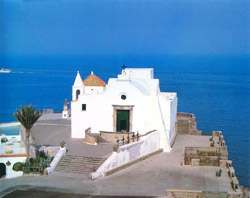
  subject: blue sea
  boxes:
[0,54,249,187]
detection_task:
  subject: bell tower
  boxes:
[62,98,69,119]
[72,71,85,101]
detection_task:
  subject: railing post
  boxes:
[132,133,135,142]
[116,138,120,147]
[122,136,125,145]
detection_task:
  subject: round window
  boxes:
[121,95,126,100]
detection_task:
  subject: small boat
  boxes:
[0,68,12,73]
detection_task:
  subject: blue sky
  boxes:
[0,0,249,56]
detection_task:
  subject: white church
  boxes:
[71,68,177,152]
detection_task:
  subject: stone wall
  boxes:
[176,113,201,135]
[42,109,54,114]
[84,128,98,144]
[30,145,60,158]
[166,190,242,198]
[184,146,228,166]
[239,186,250,198]
[166,190,202,198]
[202,191,228,198]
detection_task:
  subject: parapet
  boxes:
[118,68,154,79]
[176,112,201,135]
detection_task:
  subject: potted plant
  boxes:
[60,141,66,148]
[6,161,11,166]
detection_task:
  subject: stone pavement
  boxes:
[0,132,235,197]
[31,115,113,158]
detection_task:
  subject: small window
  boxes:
[121,95,126,100]
[82,104,86,111]
[76,90,80,100]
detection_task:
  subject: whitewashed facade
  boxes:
[0,135,26,178]
[71,68,177,152]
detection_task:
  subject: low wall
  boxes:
[91,130,161,180]
[85,128,98,144]
[46,147,66,174]
[30,145,61,158]
[0,156,26,178]
[184,146,228,166]
[213,131,222,137]
[166,190,242,198]
[42,109,54,114]
[166,190,202,198]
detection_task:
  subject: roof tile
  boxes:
[83,73,107,87]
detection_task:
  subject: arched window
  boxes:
[0,163,6,178]
[76,90,80,100]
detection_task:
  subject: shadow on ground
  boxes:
[2,186,155,198]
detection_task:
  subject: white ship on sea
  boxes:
[0,68,12,73]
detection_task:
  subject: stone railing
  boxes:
[45,146,66,174]
[90,130,161,180]
[99,131,135,144]
[85,128,98,145]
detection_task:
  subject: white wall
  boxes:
[72,80,158,137]
[0,156,25,178]
[169,95,178,143]
[85,86,104,94]
[46,147,66,174]
[122,68,154,79]
[91,130,161,180]
[71,70,178,153]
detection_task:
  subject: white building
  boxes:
[71,68,177,152]
[0,135,26,178]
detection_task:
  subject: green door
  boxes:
[116,110,130,132]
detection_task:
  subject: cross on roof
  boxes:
[121,64,126,70]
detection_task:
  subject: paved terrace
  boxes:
[31,114,113,158]
[0,114,235,197]
[0,135,26,156]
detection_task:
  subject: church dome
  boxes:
[83,72,107,87]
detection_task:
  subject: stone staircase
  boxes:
[54,154,107,176]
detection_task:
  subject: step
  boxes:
[56,164,97,168]
[54,154,107,175]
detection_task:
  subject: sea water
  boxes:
[0,54,249,187]
[0,125,20,136]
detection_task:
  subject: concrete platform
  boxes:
[0,114,236,197]
[31,114,113,158]
[93,135,233,196]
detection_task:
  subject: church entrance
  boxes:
[113,105,133,132]
[116,110,130,132]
